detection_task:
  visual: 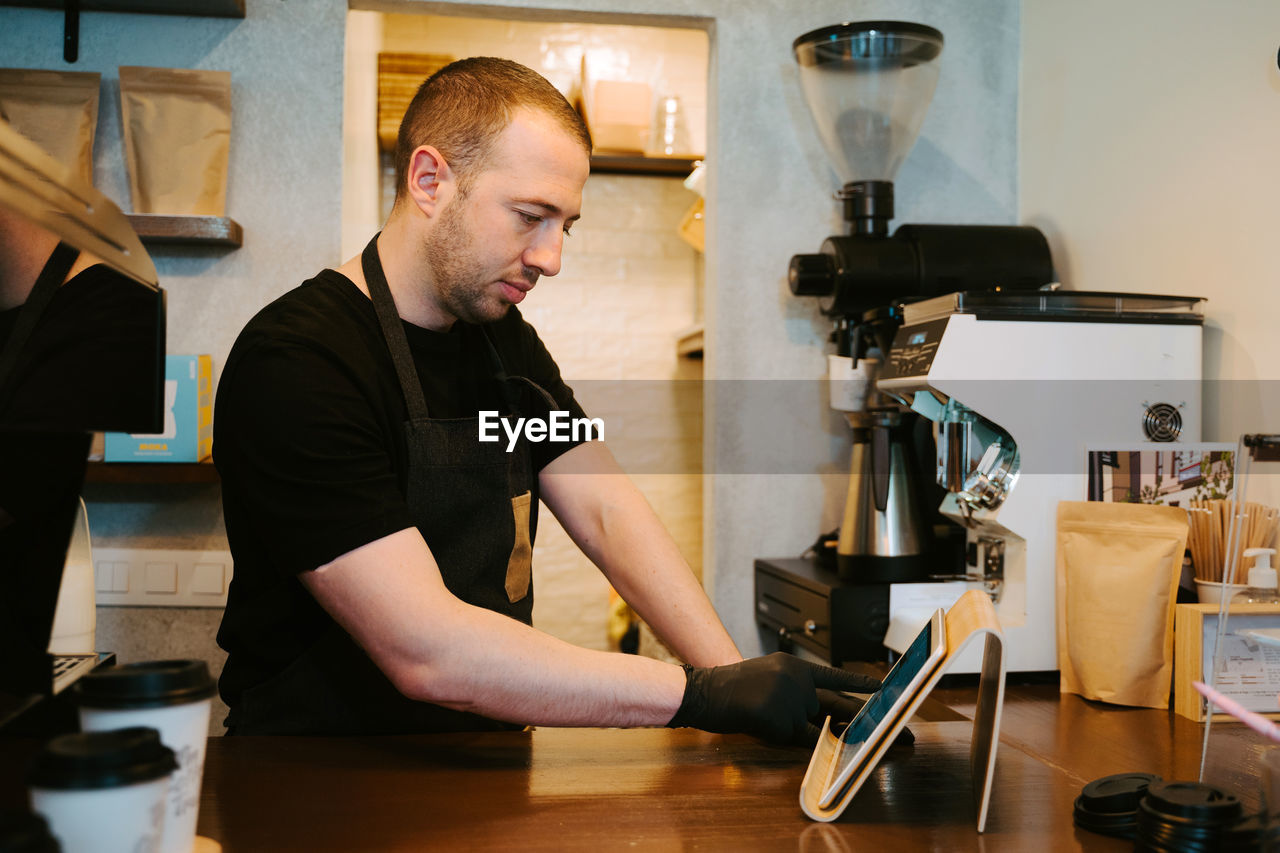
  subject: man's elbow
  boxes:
[376,648,477,713]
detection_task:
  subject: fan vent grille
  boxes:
[1143,403,1182,442]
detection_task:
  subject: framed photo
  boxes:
[1174,602,1280,722]
[1087,443,1235,506]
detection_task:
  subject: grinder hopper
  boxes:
[793,21,943,232]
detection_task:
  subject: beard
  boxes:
[423,190,536,326]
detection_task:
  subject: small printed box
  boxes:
[105,355,212,462]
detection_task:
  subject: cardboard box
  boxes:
[105,355,212,462]
[587,79,651,154]
[1174,601,1280,722]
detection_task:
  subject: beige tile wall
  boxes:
[527,173,703,651]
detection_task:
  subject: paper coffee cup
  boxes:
[73,660,216,853]
[28,727,176,853]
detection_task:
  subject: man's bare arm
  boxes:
[300,527,687,727]
[537,441,742,667]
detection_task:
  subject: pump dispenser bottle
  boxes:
[1232,547,1280,604]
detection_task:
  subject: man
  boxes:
[213,57,879,740]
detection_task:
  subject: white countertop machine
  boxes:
[877,290,1205,672]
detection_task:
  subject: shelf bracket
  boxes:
[63,0,80,63]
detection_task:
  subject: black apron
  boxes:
[232,235,557,735]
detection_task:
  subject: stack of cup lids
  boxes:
[1134,780,1252,852]
[1073,772,1162,838]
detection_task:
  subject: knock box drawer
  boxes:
[755,566,831,655]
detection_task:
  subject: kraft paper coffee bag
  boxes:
[118,66,231,215]
[1056,501,1188,709]
[0,69,101,185]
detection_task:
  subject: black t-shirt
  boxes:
[214,269,586,712]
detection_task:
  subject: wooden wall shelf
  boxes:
[127,214,243,248]
[1,0,244,17]
[3,1,243,64]
[85,461,219,485]
[676,325,704,359]
[590,154,700,177]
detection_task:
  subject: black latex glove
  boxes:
[816,689,915,747]
[666,652,883,746]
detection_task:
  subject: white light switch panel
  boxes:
[93,548,233,608]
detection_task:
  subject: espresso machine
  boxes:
[877,291,1203,672]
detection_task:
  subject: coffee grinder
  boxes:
[756,22,1056,666]
[789,21,1052,581]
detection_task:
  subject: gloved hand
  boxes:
[816,689,915,747]
[666,652,883,745]
[816,688,868,733]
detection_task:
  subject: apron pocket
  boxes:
[505,491,533,603]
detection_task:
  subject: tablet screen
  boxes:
[839,616,935,748]
[817,615,941,808]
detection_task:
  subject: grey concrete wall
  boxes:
[4,2,347,551]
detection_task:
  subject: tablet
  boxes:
[800,589,1006,830]
[815,607,947,809]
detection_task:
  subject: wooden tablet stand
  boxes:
[800,589,1006,831]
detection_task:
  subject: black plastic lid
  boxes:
[72,659,216,710]
[0,809,60,852]
[1073,796,1140,838]
[793,21,943,66]
[1142,781,1243,824]
[27,727,177,791]
[1073,772,1162,839]
[1080,772,1162,814]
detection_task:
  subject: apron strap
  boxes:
[359,233,557,421]
[361,234,430,422]
[478,324,558,414]
[0,241,80,407]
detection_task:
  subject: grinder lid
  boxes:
[793,21,943,65]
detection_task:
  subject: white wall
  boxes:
[1021,0,1280,461]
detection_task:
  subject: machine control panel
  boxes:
[882,318,950,380]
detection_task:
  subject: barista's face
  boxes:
[425,109,588,326]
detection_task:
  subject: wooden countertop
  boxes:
[3,682,1267,851]
[196,723,1106,852]
[189,682,1268,851]
[931,680,1267,805]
